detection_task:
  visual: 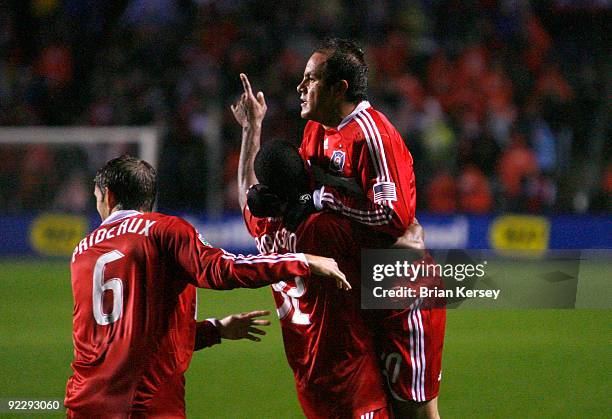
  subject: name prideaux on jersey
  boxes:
[66,210,310,418]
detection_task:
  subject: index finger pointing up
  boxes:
[240,73,254,97]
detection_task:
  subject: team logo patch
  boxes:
[329,150,346,173]
[299,193,312,204]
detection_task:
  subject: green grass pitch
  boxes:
[0,259,609,418]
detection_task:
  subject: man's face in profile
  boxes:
[297,52,336,123]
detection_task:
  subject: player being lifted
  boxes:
[64,155,349,418]
[232,86,391,417]
[234,37,445,419]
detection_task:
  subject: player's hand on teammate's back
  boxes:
[218,310,272,342]
[230,73,267,128]
[304,254,351,290]
[392,218,426,255]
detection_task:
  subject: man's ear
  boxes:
[105,188,118,210]
[334,80,349,98]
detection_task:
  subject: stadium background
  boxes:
[0,1,610,418]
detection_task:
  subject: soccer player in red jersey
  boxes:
[295,38,445,419]
[232,79,390,419]
[64,155,350,419]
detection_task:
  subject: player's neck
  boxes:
[321,102,357,130]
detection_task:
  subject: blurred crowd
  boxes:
[0,0,610,214]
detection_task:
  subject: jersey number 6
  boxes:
[93,250,125,325]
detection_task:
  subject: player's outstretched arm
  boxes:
[231,73,267,210]
[161,217,351,290]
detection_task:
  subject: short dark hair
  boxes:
[94,154,157,211]
[314,37,368,103]
[254,140,309,200]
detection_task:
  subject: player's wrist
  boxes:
[194,319,222,350]
[244,121,263,131]
[207,318,224,341]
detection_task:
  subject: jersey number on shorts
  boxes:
[272,277,310,325]
[92,250,125,325]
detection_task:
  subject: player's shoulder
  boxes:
[363,106,400,136]
[144,212,195,233]
[345,105,406,152]
[339,104,392,141]
[304,119,321,133]
[142,211,178,224]
[303,120,323,140]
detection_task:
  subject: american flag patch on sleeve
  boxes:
[373,181,397,203]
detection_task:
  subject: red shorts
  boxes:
[298,385,389,419]
[359,405,392,419]
[374,300,446,402]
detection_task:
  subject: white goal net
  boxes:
[0,126,160,212]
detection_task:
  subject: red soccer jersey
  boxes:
[300,101,416,239]
[65,210,310,418]
[244,209,388,418]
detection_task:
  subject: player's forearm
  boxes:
[317,185,411,237]
[203,249,311,290]
[237,125,261,210]
[317,184,394,226]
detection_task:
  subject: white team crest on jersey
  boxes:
[324,138,329,150]
[329,150,346,173]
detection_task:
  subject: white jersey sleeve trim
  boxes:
[355,109,395,209]
[320,192,393,225]
[220,249,307,265]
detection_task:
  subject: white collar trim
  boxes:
[101,210,143,226]
[337,101,371,130]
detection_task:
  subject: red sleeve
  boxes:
[316,112,415,238]
[194,320,221,350]
[157,216,310,289]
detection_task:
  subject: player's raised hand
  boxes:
[230,73,267,128]
[218,310,272,342]
[304,254,351,290]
